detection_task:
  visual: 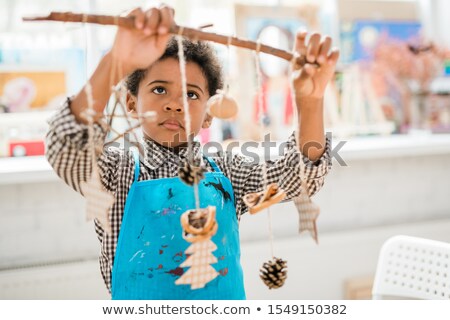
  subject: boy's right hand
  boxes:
[110,6,175,78]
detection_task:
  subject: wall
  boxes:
[0,181,98,269]
[1,135,450,299]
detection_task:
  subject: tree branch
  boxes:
[23,11,311,66]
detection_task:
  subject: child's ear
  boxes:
[202,113,213,129]
[126,92,138,114]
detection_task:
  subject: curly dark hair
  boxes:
[126,37,223,97]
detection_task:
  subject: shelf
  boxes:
[1,133,450,185]
[0,156,58,185]
[337,132,450,161]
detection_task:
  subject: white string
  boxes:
[254,39,275,257]
[267,207,274,258]
[176,33,192,159]
[83,22,99,176]
[254,40,268,190]
[177,34,201,212]
[223,35,233,94]
[84,81,97,169]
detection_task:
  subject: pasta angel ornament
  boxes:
[243,183,286,214]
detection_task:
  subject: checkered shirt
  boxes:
[45,99,332,292]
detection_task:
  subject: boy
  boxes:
[46,6,338,299]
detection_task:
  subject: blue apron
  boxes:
[111,150,246,299]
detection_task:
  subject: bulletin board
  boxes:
[0,71,66,110]
[234,4,321,141]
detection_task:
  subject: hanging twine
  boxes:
[254,40,268,189]
[267,207,275,258]
[176,30,192,160]
[82,21,98,170]
[223,35,233,94]
[177,32,201,213]
[254,39,275,258]
[84,81,98,167]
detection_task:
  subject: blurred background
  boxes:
[0,0,449,299]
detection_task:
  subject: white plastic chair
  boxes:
[372,235,450,300]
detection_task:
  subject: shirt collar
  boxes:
[141,138,202,170]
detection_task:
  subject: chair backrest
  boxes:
[372,235,450,300]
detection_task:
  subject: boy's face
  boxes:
[127,58,212,147]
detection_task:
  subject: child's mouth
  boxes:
[160,119,183,131]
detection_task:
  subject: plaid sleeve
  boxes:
[214,132,332,218]
[45,98,121,193]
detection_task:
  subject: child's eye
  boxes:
[187,91,199,100]
[152,87,166,95]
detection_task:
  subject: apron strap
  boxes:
[131,148,140,182]
[203,156,222,173]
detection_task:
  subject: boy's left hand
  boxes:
[291,31,339,100]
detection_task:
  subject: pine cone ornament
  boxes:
[259,257,287,289]
[178,159,206,185]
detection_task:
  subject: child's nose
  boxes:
[163,103,183,113]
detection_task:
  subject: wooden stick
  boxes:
[23,11,310,66]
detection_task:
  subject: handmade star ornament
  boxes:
[243,183,286,214]
[80,168,115,235]
[293,182,320,244]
